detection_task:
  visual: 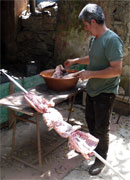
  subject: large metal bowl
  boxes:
[40,69,79,91]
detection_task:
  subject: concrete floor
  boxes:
[0,102,130,180]
[63,113,130,180]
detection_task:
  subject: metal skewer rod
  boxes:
[93,151,126,180]
[76,137,126,180]
[1,69,28,94]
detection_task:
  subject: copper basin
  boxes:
[40,69,79,91]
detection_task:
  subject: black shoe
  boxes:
[89,159,105,176]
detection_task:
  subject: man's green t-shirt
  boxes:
[86,29,123,97]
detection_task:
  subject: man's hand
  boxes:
[79,70,91,80]
[64,56,90,68]
[64,59,77,68]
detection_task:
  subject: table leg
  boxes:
[67,94,76,121]
[35,113,43,171]
[12,112,16,153]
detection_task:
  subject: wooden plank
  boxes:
[0,74,44,125]
[0,82,86,116]
[8,83,15,128]
[116,95,130,104]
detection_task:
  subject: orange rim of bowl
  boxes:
[40,69,79,80]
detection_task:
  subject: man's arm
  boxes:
[64,56,89,68]
[79,60,122,80]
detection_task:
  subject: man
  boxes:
[64,3,123,176]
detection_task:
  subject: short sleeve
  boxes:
[105,37,123,62]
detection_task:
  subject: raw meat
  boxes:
[52,64,81,79]
[52,64,64,79]
[24,92,54,113]
[42,108,63,128]
[68,130,99,160]
[42,108,81,138]
[24,92,99,159]
[62,71,81,79]
[53,121,81,138]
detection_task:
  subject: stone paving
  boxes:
[62,105,130,180]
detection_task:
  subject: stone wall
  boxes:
[16,4,58,74]
[1,0,28,65]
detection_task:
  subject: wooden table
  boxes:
[0,81,86,172]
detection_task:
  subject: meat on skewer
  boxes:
[68,130,99,160]
[42,108,81,138]
[24,92,54,113]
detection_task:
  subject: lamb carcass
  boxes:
[24,92,54,113]
[68,130,99,160]
[42,108,81,138]
[42,108,63,128]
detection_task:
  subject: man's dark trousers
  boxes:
[85,93,115,159]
